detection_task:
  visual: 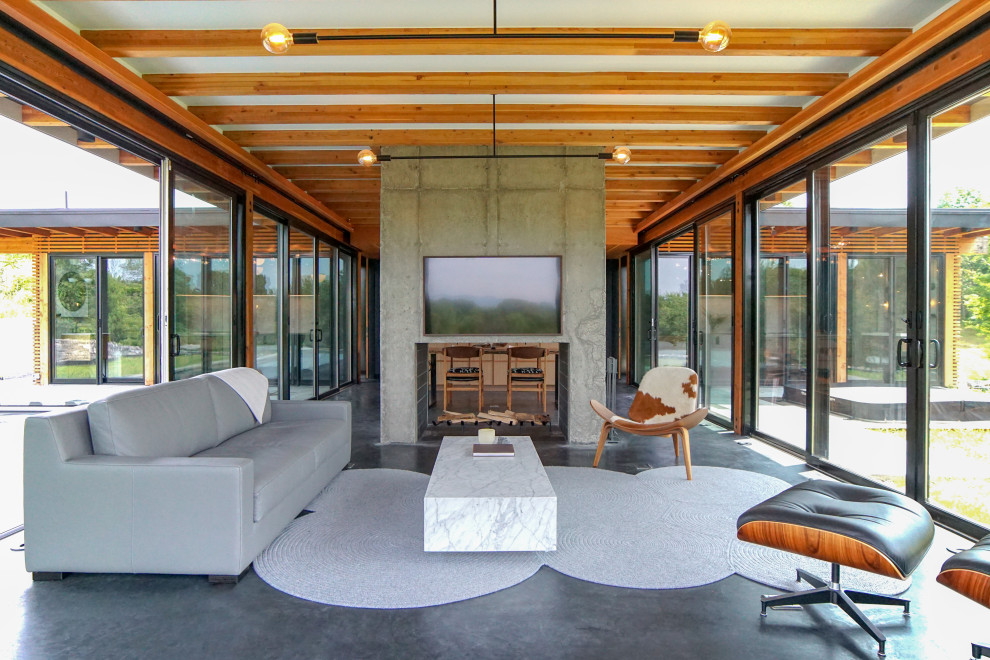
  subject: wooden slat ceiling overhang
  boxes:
[35,0,962,259]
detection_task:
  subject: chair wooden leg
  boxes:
[479,381,484,412]
[507,383,512,411]
[681,428,693,480]
[593,422,612,467]
[542,382,547,412]
[672,435,679,459]
[443,379,449,411]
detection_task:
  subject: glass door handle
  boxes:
[316,328,324,342]
[929,339,941,369]
[169,334,181,357]
[896,337,911,367]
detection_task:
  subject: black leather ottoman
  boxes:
[937,534,990,659]
[737,480,935,657]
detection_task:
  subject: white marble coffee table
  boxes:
[424,436,557,552]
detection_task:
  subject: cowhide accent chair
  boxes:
[590,366,708,479]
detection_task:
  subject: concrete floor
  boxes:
[0,380,987,659]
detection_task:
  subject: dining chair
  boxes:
[506,346,547,412]
[442,345,484,411]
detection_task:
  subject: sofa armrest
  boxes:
[25,449,254,575]
[270,399,351,426]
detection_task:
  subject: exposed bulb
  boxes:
[357,149,378,167]
[611,146,632,165]
[261,23,294,54]
[699,20,731,53]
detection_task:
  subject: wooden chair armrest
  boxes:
[589,399,617,422]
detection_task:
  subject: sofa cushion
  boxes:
[196,421,332,522]
[88,378,220,457]
[199,375,259,441]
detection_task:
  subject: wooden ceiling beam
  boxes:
[0,0,351,234]
[606,180,694,193]
[605,165,715,179]
[226,129,764,148]
[636,0,990,234]
[251,149,364,166]
[147,71,845,97]
[606,191,678,202]
[192,103,801,126]
[307,181,382,193]
[620,149,738,164]
[84,27,908,58]
[276,165,381,179]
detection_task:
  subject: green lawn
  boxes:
[870,427,990,526]
[56,355,144,381]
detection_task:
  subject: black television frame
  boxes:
[422,255,563,336]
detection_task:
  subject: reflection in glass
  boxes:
[253,213,279,395]
[172,173,232,379]
[104,257,144,380]
[53,257,97,381]
[698,214,733,420]
[338,252,353,385]
[288,228,315,399]
[823,127,909,492]
[656,254,691,367]
[927,90,990,526]
[757,178,809,447]
[317,243,334,396]
[632,249,653,382]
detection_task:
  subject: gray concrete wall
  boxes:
[379,146,606,444]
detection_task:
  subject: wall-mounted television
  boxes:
[424,256,562,335]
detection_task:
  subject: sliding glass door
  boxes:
[756,179,808,448]
[316,241,335,397]
[632,248,654,382]
[171,172,233,380]
[926,88,990,528]
[52,255,146,383]
[817,127,909,491]
[697,212,733,421]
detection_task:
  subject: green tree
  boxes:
[0,253,35,318]
[943,188,990,339]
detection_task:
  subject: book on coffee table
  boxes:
[473,443,515,457]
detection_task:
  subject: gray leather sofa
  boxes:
[23,369,351,582]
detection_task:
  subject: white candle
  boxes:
[478,428,496,444]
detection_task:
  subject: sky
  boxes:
[425,257,560,305]
[0,114,211,210]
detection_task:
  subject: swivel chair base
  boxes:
[761,564,910,658]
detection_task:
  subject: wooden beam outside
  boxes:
[146,71,846,97]
[226,128,765,148]
[20,105,67,126]
[606,191,678,202]
[636,0,990,235]
[84,27,909,58]
[192,103,801,126]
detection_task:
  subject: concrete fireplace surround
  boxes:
[379,146,606,444]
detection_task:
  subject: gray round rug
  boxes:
[542,466,734,589]
[254,465,910,608]
[255,469,544,609]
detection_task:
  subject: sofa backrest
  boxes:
[199,374,264,440]
[89,377,222,457]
